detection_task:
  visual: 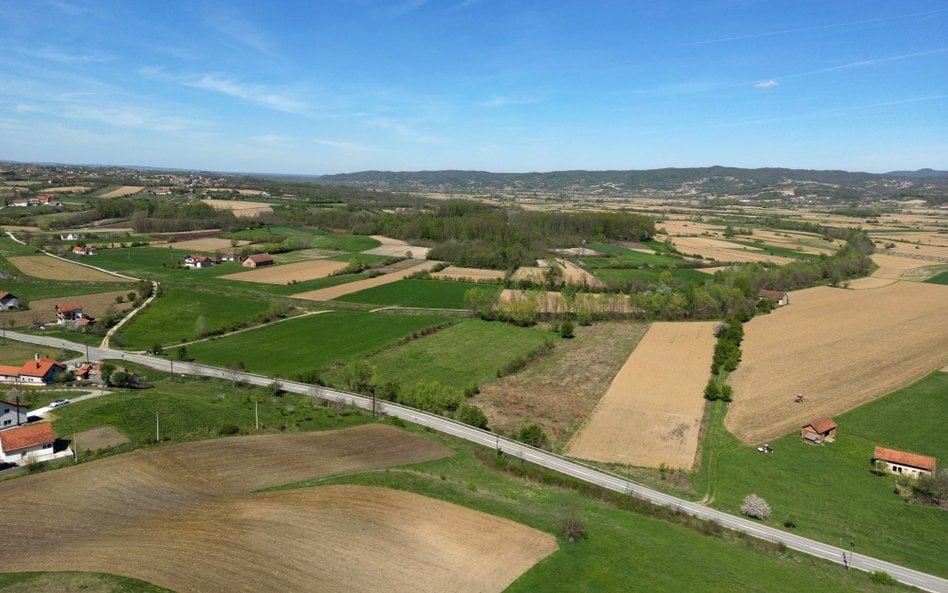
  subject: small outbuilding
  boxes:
[873,447,936,479]
[0,422,56,464]
[0,290,20,311]
[801,418,837,445]
[243,253,274,268]
[757,289,789,306]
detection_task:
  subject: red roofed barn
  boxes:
[242,253,274,268]
[873,447,936,479]
[801,418,837,444]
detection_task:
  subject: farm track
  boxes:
[7,330,948,593]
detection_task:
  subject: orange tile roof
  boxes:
[17,358,65,379]
[56,302,83,312]
[874,447,936,472]
[0,290,12,300]
[247,253,273,263]
[0,365,22,377]
[805,418,836,434]
[0,422,55,453]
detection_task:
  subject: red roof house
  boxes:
[56,302,84,323]
[873,447,936,478]
[801,418,837,444]
[0,357,66,385]
[0,422,56,463]
[242,253,274,268]
[757,289,789,306]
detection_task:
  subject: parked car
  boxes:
[51,398,70,408]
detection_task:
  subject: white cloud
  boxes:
[20,46,112,64]
[139,68,307,114]
[753,80,779,90]
[476,95,542,108]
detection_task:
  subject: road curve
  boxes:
[7,330,947,593]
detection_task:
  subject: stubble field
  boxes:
[291,260,440,301]
[0,425,556,593]
[727,282,948,443]
[203,198,274,218]
[566,321,717,469]
[221,259,349,284]
[7,255,132,282]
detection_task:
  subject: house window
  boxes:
[3,419,10,426]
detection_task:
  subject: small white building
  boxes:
[0,400,28,429]
[0,422,56,464]
[184,254,213,269]
[873,447,937,479]
[60,233,82,241]
[0,290,19,311]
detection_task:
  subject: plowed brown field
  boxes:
[291,260,440,300]
[431,266,505,281]
[0,425,554,593]
[566,322,717,469]
[7,255,132,282]
[727,283,948,443]
[221,259,349,284]
[203,198,273,218]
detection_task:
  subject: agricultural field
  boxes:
[475,321,648,447]
[557,258,604,287]
[566,322,717,469]
[364,243,431,259]
[291,260,441,301]
[430,266,505,281]
[669,236,796,265]
[338,319,555,393]
[0,340,78,365]
[701,372,948,577]
[185,310,448,377]
[925,270,948,284]
[593,267,710,287]
[0,425,556,593]
[202,198,273,218]
[98,185,145,198]
[6,255,131,282]
[580,242,686,268]
[498,289,639,315]
[117,287,273,350]
[727,282,948,444]
[166,237,248,252]
[0,279,132,303]
[0,290,134,328]
[220,259,348,284]
[335,279,496,309]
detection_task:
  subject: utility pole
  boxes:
[254,397,259,430]
[155,412,159,442]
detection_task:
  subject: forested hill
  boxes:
[316,166,948,201]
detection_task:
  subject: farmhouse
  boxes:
[56,302,84,323]
[0,422,56,464]
[0,357,67,385]
[758,289,789,306]
[184,254,213,269]
[801,418,837,444]
[873,447,937,479]
[243,253,274,268]
[0,400,28,428]
[60,233,82,241]
[0,290,20,311]
[72,245,98,256]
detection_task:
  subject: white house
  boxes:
[873,447,937,479]
[56,302,84,324]
[0,357,67,385]
[0,422,56,464]
[60,233,82,241]
[184,254,213,269]
[0,290,19,311]
[0,400,28,429]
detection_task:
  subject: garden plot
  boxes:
[220,259,349,284]
[0,425,555,593]
[566,322,717,469]
[291,260,441,301]
[7,255,133,282]
[727,282,948,444]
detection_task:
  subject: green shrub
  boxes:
[518,423,550,449]
[869,571,898,586]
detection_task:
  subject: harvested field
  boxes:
[203,198,273,218]
[566,322,717,469]
[697,266,731,275]
[511,266,545,283]
[370,235,408,245]
[221,259,349,284]
[728,283,948,443]
[168,237,249,252]
[431,266,505,282]
[45,185,91,193]
[6,255,132,282]
[475,321,648,447]
[291,260,440,301]
[364,243,431,259]
[557,258,604,288]
[671,236,795,265]
[99,186,144,198]
[0,425,555,593]
[0,290,135,326]
[499,289,639,315]
[74,426,129,452]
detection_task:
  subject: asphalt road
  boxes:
[8,330,947,593]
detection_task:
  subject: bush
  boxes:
[518,423,550,449]
[559,320,575,339]
[740,494,771,520]
[455,403,489,429]
[557,506,587,542]
[869,571,898,586]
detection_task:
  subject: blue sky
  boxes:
[1,1,945,174]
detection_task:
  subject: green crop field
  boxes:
[924,270,948,285]
[118,287,273,350]
[0,572,174,593]
[279,432,904,593]
[185,310,449,377]
[336,279,497,309]
[581,243,684,268]
[593,267,709,286]
[224,226,380,252]
[699,372,948,577]
[333,319,554,392]
[728,240,820,260]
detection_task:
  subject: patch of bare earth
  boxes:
[291,260,440,301]
[565,322,717,469]
[431,266,505,281]
[474,321,648,448]
[221,259,349,284]
[0,425,554,593]
[74,426,130,452]
[727,283,948,444]
[99,186,145,198]
[6,255,132,282]
[202,199,273,218]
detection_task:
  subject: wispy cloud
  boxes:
[20,46,112,64]
[204,10,281,60]
[753,80,779,90]
[364,116,441,144]
[717,94,948,128]
[476,95,542,108]
[780,48,948,80]
[139,67,307,113]
[684,9,947,46]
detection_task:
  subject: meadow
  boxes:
[335,279,498,309]
[0,341,78,365]
[185,310,449,377]
[593,267,709,286]
[117,287,273,349]
[580,243,685,268]
[699,371,948,577]
[924,270,948,284]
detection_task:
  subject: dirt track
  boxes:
[566,322,717,469]
[0,425,555,593]
[727,282,948,443]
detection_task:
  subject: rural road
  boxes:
[7,330,948,593]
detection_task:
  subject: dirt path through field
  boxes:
[0,425,553,593]
[566,321,717,469]
[290,260,440,301]
[727,283,948,443]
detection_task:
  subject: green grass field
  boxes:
[335,279,497,309]
[331,319,554,392]
[118,287,273,349]
[185,310,449,377]
[593,267,710,286]
[224,226,380,252]
[728,239,821,260]
[0,280,131,302]
[924,270,948,285]
[581,243,685,268]
[699,371,948,576]
[0,340,79,365]
[0,572,174,593]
